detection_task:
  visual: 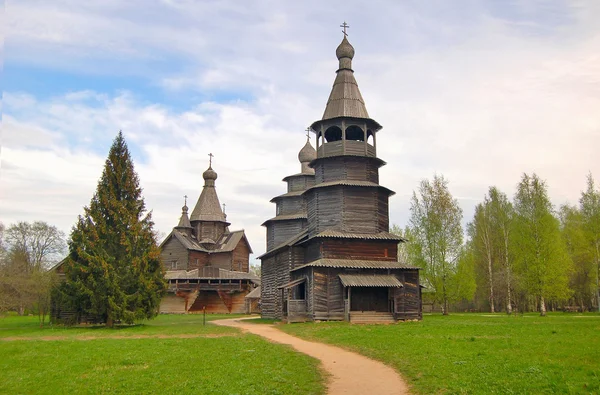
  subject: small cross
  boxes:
[222,203,226,214]
[340,21,349,36]
[305,127,311,141]
[184,195,188,206]
[208,153,214,167]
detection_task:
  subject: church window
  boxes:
[171,261,178,269]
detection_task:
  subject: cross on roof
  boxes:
[340,21,349,36]
[184,195,188,205]
[222,203,226,214]
[208,153,214,167]
[305,127,311,141]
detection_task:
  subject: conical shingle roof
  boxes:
[190,165,227,222]
[322,36,369,120]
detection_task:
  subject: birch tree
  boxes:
[579,173,600,312]
[512,173,572,316]
[408,174,463,315]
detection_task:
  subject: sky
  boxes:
[2,0,599,263]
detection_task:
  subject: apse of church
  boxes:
[260,28,422,323]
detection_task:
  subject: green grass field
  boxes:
[280,313,600,394]
[0,315,324,395]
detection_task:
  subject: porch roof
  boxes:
[291,258,417,271]
[277,277,307,289]
[339,274,404,288]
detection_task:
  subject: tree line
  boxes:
[396,173,600,316]
[0,221,65,326]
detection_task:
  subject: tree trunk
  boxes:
[487,253,495,313]
[504,235,512,315]
[540,296,547,316]
[106,316,114,328]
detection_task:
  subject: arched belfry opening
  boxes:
[345,125,364,141]
[324,126,342,142]
[367,129,374,145]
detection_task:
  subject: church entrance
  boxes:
[350,287,389,312]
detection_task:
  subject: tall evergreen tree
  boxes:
[63,132,166,327]
[511,173,571,316]
[408,174,464,315]
[579,173,600,311]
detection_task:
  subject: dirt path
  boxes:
[213,318,410,395]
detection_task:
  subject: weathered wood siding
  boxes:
[307,186,390,236]
[276,196,305,215]
[317,140,376,158]
[188,290,249,314]
[260,250,292,319]
[314,157,380,184]
[159,294,188,313]
[304,239,398,262]
[307,187,343,237]
[208,252,233,270]
[266,220,306,251]
[287,175,315,192]
[232,239,250,272]
[193,221,227,243]
[161,237,190,270]
[311,268,345,320]
[393,270,422,320]
[188,251,209,271]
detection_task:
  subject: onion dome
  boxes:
[336,36,355,60]
[203,166,218,181]
[298,140,316,163]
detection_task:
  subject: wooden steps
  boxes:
[350,311,395,324]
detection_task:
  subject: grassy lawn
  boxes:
[280,313,600,394]
[0,314,324,395]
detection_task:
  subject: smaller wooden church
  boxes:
[159,160,258,314]
[260,32,422,323]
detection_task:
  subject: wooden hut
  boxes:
[260,34,422,323]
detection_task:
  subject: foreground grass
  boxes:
[0,315,324,395]
[280,313,600,394]
[0,314,243,339]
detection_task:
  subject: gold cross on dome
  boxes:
[208,153,214,167]
[340,21,349,36]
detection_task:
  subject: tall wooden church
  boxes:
[159,160,258,314]
[260,33,422,323]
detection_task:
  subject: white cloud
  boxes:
[3,0,600,259]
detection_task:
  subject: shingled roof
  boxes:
[190,165,227,223]
[322,36,369,120]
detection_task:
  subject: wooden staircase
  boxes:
[350,311,395,324]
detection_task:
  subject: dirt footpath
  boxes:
[213,318,410,395]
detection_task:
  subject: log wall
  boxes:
[305,239,398,262]
[232,240,250,272]
[260,249,292,319]
[307,186,390,236]
[161,238,190,270]
[314,157,380,184]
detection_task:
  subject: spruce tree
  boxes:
[63,132,166,326]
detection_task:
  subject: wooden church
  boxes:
[159,159,258,314]
[260,32,422,323]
